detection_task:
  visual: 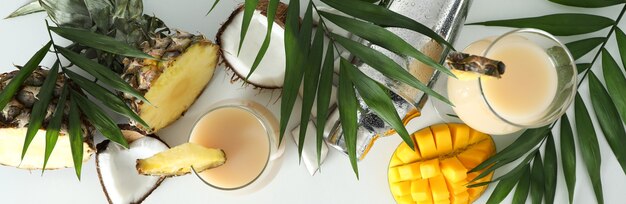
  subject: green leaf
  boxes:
[316,43,335,164]
[530,152,544,204]
[486,164,526,204]
[468,149,536,186]
[278,0,306,143]
[71,91,129,148]
[42,84,68,172]
[616,28,626,69]
[565,37,605,60]
[56,46,149,103]
[49,26,154,59]
[549,0,625,8]
[602,49,626,126]
[543,133,558,204]
[64,69,149,128]
[589,70,626,174]
[339,58,360,178]
[320,0,453,48]
[575,93,604,204]
[5,1,44,19]
[560,114,576,204]
[577,63,592,73]
[319,11,454,78]
[343,59,413,150]
[331,34,451,105]
[0,41,52,110]
[68,95,84,179]
[21,61,59,160]
[512,164,532,204]
[471,126,549,172]
[207,0,222,14]
[298,28,324,159]
[247,0,280,79]
[238,0,260,55]
[467,14,614,36]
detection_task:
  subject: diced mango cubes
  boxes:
[398,163,422,181]
[420,159,441,179]
[389,124,496,204]
[431,124,453,155]
[440,157,467,183]
[414,128,438,159]
[411,179,432,202]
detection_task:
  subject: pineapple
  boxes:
[136,143,226,176]
[121,31,220,133]
[0,68,94,169]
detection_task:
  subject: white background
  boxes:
[1,0,626,203]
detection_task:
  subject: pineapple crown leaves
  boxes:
[211,0,458,176]
[0,18,154,178]
[467,1,626,203]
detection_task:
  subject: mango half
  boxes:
[388,124,496,204]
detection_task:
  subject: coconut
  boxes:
[96,125,169,204]
[217,0,289,89]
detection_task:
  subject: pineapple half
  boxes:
[0,68,95,169]
[121,31,220,133]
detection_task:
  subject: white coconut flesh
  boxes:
[221,9,286,88]
[0,128,93,169]
[97,136,168,204]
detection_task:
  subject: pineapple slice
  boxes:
[136,143,225,176]
[388,123,496,204]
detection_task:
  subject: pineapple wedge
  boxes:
[136,143,226,176]
[388,123,496,204]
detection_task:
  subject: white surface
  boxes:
[0,0,625,203]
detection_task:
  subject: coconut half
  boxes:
[217,0,289,89]
[96,126,169,204]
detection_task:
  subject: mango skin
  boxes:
[388,124,496,204]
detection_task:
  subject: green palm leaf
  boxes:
[512,165,532,204]
[298,28,324,158]
[603,46,626,126]
[319,11,454,78]
[238,0,260,55]
[331,34,451,105]
[560,114,576,204]
[207,0,222,14]
[565,37,605,60]
[316,43,335,164]
[247,0,280,79]
[616,28,626,69]
[49,26,154,59]
[42,84,68,172]
[71,90,129,148]
[530,153,545,204]
[543,134,558,204]
[467,14,614,36]
[486,164,526,204]
[68,95,84,179]
[343,59,413,150]
[21,61,59,160]
[0,41,51,110]
[589,70,626,174]
[575,93,604,204]
[338,58,360,178]
[320,0,453,48]
[577,63,592,73]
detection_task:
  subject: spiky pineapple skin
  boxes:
[0,68,95,170]
[121,31,219,134]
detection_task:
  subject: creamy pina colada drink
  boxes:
[447,35,560,135]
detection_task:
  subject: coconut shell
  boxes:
[216,0,290,89]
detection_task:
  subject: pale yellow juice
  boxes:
[189,107,270,189]
[447,36,558,135]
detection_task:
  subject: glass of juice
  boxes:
[440,28,577,135]
[188,99,284,192]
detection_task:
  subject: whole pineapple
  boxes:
[0,68,94,169]
[121,31,219,133]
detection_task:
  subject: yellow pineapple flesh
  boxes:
[136,143,226,176]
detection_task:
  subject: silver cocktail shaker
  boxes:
[323,0,472,160]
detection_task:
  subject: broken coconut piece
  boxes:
[0,68,95,170]
[96,127,169,204]
[121,31,220,134]
[136,143,226,176]
[217,0,289,89]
